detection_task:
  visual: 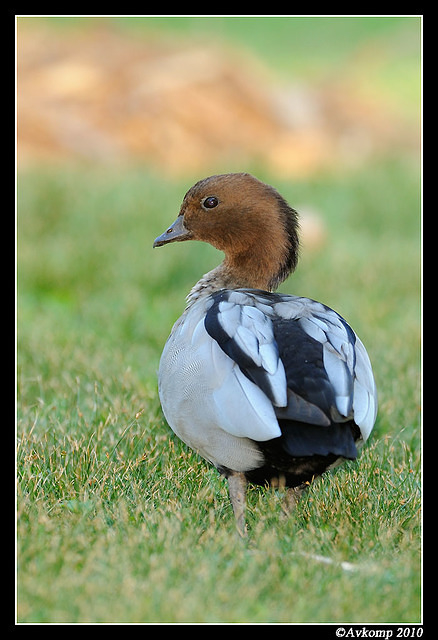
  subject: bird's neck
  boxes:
[185,257,277,310]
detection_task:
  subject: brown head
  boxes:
[153,173,300,291]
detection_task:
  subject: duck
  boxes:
[153,172,377,535]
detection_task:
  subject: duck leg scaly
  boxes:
[283,483,307,515]
[227,471,247,537]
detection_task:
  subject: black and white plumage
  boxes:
[153,172,377,533]
[203,289,376,487]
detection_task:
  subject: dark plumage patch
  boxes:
[272,318,336,421]
[278,420,359,458]
[244,421,361,488]
[244,452,345,488]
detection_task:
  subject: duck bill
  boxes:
[153,215,192,247]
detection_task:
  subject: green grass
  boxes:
[17,157,421,623]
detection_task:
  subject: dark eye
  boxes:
[202,196,219,209]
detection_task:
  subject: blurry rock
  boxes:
[17,22,416,175]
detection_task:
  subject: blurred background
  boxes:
[17,15,421,432]
[18,16,419,176]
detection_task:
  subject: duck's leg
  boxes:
[283,483,307,515]
[227,471,247,537]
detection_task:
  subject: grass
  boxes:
[17,155,421,623]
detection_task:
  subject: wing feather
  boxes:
[204,290,377,444]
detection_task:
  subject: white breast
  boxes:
[158,302,266,472]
